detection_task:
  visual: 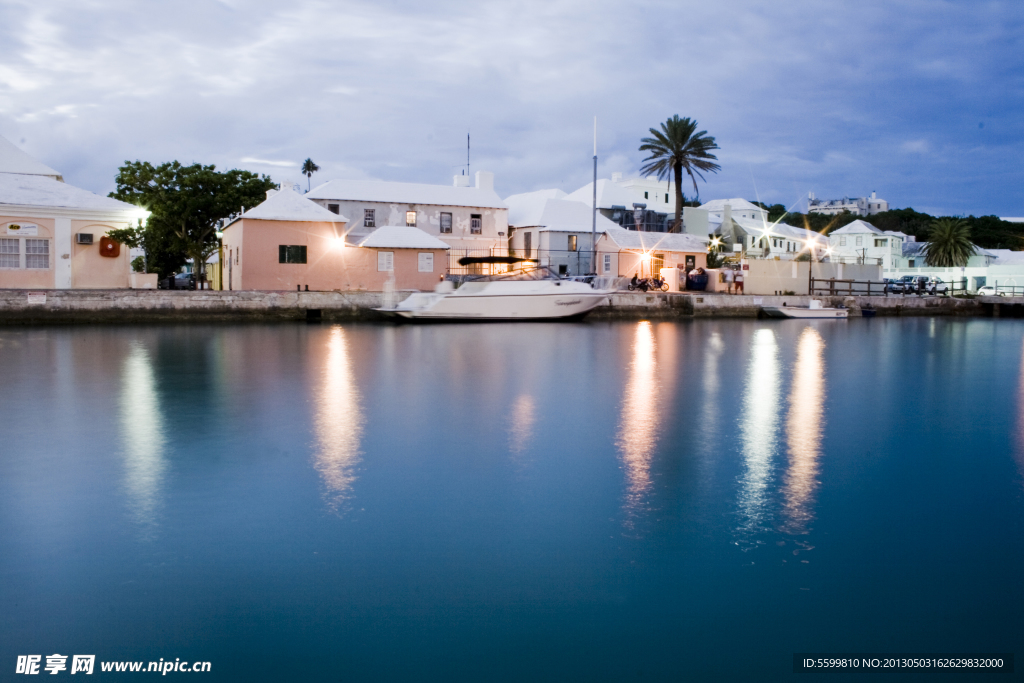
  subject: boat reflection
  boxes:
[312,326,364,511]
[616,321,659,526]
[737,328,780,539]
[119,342,167,534]
[780,327,826,534]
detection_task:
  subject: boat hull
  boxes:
[762,306,848,319]
[381,281,612,321]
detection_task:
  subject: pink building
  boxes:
[221,187,448,292]
[0,136,149,290]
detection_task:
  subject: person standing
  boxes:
[724,266,734,294]
[735,267,745,295]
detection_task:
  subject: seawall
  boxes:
[0,289,1003,325]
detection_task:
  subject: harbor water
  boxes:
[1,319,1022,681]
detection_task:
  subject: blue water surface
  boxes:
[1,318,1022,681]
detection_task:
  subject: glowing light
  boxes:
[781,327,826,534]
[737,328,781,539]
[119,342,167,534]
[616,321,659,527]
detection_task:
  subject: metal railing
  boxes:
[810,277,968,297]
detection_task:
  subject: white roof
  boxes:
[830,219,884,235]
[603,226,707,252]
[307,178,505,209]
[504,189,568,225]
[239,186,348,223]
[987,249,1024,264]
[0,172,143,214]
[0,136,62,179]
[564,179,644,210]
[356,225,450,249]
[698,198,765,214]
[506,194,617,234]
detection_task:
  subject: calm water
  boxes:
[2,319,1023,681]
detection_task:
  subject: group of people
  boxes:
[721,266,745,294]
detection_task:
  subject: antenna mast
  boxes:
[467,133,470,177]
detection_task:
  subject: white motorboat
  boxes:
[762,299,848,319]
[378,257,613,321]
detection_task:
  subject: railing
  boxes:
[810,277,969,297]
[982,285,1024,297]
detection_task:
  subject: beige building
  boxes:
[0,136,148,289]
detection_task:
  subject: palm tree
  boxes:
[639,116,721,232]
[301,158,320,192]
[925,217,974,267]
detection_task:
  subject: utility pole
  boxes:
[591,116,597,276]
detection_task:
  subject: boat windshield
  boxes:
[464,265,562,282]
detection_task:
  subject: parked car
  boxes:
[884,278,904,294]
[921,277,948,295]
[898,275,919,293]
[158,272,197,290]
[977,285,1006,297]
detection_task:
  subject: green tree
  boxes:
[301,158,321,192]
[926,217,975,267]
[110,161,275,280]
[639,116,720,232]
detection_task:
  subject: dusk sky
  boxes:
[0,0,1021,217]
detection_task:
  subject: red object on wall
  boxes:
[99,236,121,258]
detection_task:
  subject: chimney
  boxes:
[475,170,494,192]
[871,191,877,199]
[611,172,623,182]
[266,189,279,199]
[808,191,815,201]
[723,203,737,245]
[453,174,470,188]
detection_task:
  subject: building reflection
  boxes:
[737,328,780,537]
[617,321,659,524]
[312,326,364,510]
[119,342,167,534]
[780,327,826,534]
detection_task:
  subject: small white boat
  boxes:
[762,299,848,319]
[378,258,613,321]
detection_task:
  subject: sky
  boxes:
[0,0,1021,217]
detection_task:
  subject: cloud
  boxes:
[240,157,297,167]
[0,0,1020,216]
[900,140,930,154]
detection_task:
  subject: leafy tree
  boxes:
[110,161,275,280]
[926,218,975,267]
[301,158,321,192]
[639,116,720,232]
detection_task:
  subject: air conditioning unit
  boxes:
[76,233,94,245]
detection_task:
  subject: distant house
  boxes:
[691,202,823,260]
[0,136,148,289]
[808,191,889,216]
[221,185,447,292]
[305,171,506,272]
[828,220,906,268]
[563,179,672,232]
[505,190,617,276]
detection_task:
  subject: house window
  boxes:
[568,235,577,251]
[25,239,49,269]
[652,253,664,275]
[406,211,417,227]
[418,252,433,272]
[440,212,453,234]
[644,191,649,199]
[377,251,394,272]
[364,209,376,227]
[470,214,482,234]
[278,245,307,264]
[327,204,340,215]
[665,193,668,203]
[236,248,240,265]
[604,253,612,273]
[523,232,532,258]
[855,236,863,246]
[840,236,847,246]
[0,238,19,268]
[874,239,886,247]
[909,259,916,268]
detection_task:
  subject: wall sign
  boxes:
[6,223,39,236]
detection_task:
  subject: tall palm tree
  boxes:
[925,217,974,267]
[301,158,320,192]
[639,116,721,232]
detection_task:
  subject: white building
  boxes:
[827,220,904,268]
[505,189,616,276]
[808,191,889,216]
[306,171,507,271]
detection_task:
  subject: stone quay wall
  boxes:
[0,289,996,325]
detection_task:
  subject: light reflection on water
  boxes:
[312,326,364,510]
[507,393,536,458]
[736,328,781,542]
[616,321,659,525]
[780,326,826,535]
[119,342,167,534]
